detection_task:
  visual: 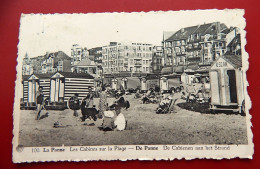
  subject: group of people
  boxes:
[34,85,129,131]
[155,82,210,114]
[68,86,129,131]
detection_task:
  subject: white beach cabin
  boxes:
[48,72,94,110]
[209,55,244,113]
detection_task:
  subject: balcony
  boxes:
[176,52,186,56]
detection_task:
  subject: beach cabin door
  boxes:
[209,71,220,104]
[227,70,237,103]
[28,75,39,103]
[50,73,65,102]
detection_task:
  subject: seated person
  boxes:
[141,94,149,104]
[156,96,172,114]
[100,110,115,131]
[100,97,128,131]
[196,90,205,103]
[114,112,126,131]
[181,91,187,100]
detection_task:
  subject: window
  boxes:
[175,47,180,53]
[181,46,185,52]
[166,42,172,47]
[176,41,181,46]
[181,40,185,45]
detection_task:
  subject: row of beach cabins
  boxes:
[21,72,95,110]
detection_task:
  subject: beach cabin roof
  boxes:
[51,72,94,79]
[22,75,31,81]
[211,55,242,70]
[27,73,53,81]
[223,55,242,68]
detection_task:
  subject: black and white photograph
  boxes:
[12,9,253,162]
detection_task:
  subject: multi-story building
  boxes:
[88,47,102,65]
[102,42,153,74]
[162,22,236,68]
[41,51,71,73]
[226,33,241,56]
[151,46,163,73]
[22,53,33,75]
[71,44,89,66]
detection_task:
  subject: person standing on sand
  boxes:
[86,86,94,108]
[68,93,80,117]
[35,86,44,120]
[98,86,107,117]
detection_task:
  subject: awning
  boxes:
[173,66,184,73]
[186,64,199,70]
[161,67,173,74]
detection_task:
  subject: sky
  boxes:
[18,9,245,58]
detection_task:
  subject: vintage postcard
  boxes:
[13,9,253,162]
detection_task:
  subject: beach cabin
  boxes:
[20,75,30,109]
[21,74,52,110]
[160,76,169,91]
[209,55,244,113]
[121,77,128,90]
[181,70,195,85]
[111,79,118,90]
[140,77,148,92]
[47,72,94,110]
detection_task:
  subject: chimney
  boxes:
[181,28,184,33]
[215,22,221,33]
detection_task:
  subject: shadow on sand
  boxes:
[177,102,245,116]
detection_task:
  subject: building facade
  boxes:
[88,47,103,65]
[71,44,89,66]
[102,42,153,74]
[41,51,71,74]
[151,46,163,73]
[226,33,241,56]
[162,22,238,68]
[22,53,34,75]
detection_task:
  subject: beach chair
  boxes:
[156,99,177,114]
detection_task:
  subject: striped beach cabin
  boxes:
[21,73,52,109]
[46,72,94,110]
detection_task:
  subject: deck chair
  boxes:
[162,99,178,114]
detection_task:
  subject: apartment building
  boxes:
[151,46,163,73]
[162,22,237,67]
[88,47,102,65]
[41,51,71,73]
[71,44,89,66]
[22,53,33,75]
[102,42,153,74]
